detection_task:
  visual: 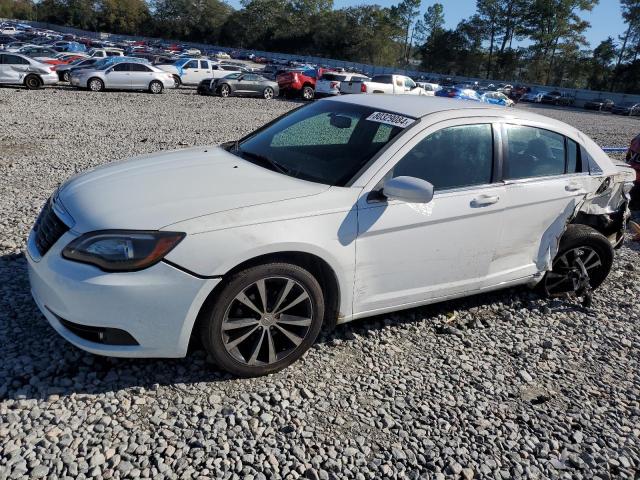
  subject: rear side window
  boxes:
[112,63,130,72]
[200,60,209,69]
[504,125,565,179]
[3,54,29,65]
[392,124,494,191]
[130,63,151,72]
[566,139,581,173]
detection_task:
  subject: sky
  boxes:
[225,0,627,49]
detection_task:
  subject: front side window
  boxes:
[404,77,416,89]
[504,125,565,179]
[183,60,197,69]
[235,102,409,186]
[391,124,493,191]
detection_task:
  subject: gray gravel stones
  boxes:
[1,87,639,479]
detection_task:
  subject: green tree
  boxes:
[414,2,445,44]
[390,0,421,65]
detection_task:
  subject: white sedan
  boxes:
[27,96,635,376]
[70,61,175,93]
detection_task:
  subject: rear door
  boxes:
[0,54,29,83]
[490,123,593,283]
[129,63,153,89]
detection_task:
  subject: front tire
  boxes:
[24,75,42,90]
[541,225,614,297]
[173,75,181,88]
[88,77,104,92]
[263,87,274,100]
[201,263,325,377]
[149,80,163,94]
[63,71,71,82]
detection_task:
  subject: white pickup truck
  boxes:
[340,74,432,96]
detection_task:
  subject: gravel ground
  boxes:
[1,87,639,480]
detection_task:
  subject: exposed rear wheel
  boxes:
[88,78,104,92]
[302,85,314,101]
[149,80,163,94]
[541,225,614,298]
[24,75,42,90]
[201,263,325,377]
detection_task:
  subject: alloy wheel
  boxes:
[221,276,313,366]
[89,79,103,92]
[263,87,274,100]
[220,85,230,97]
[150,81,163,94]
[543,246,603,295]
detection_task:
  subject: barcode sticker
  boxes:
[366,112,415,128]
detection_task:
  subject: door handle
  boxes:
[565,183,586,193]
[471,195,500,207]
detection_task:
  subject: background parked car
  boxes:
[611,102,640,116]
[277,68,324,100]
[481,91,514,107]
[315,72,369,96]
[157,58,228,87]
[55,57,101,81]
[583,97,615,111]
[0,52,58,89]
[435,86,481,102]
[541,91,575,106]
[198,72,279,99]
[70,61,174,93]
[521,90,547,103]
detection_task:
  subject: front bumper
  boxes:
[26,230,220,358]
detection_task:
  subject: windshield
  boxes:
[234,102,411,186]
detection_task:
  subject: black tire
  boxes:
[88,77,104,92]
[219,84,231,97]
[24,75,42,90]
[540,224,614,296]
[263,87,274,100]
[301,85,314,101]
[63,71,71,82]
[173,75,181,88]
[200,263,325,377]
[149,80,163,94]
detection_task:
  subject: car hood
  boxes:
[56,146,329,232]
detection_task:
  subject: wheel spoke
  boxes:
[225,325,260,350]
[271,279,294,313]
[275,291,309,315]
[222,318,260,331]
[256,279,268,313]
[235,291,263,315]
[277,314,312,327]
[275,324,304,346]
[247,327,266,365]
[546,273,569,290]
[266,328,277,364]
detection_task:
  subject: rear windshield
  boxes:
[371,75,393,84]
[233,102,412,186]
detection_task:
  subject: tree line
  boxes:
[2,0,640,93]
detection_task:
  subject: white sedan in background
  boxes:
[0,52,57,89]
[70,61,175,93]
[27,95,635,376]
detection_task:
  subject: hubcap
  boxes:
[221,277,313,366]
[90,80,101,91]
[544,247,602,295]
[151,83,161,93]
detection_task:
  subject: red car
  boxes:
[42,54,87,67]
[276,68,326,100]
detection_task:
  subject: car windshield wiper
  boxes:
[236,148,291,176]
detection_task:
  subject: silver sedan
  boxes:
[70,62,175,93]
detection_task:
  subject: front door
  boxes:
[105,62,131,89]
[353,120,505,316]
[180,60,199,84]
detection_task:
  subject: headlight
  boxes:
[62,230,185,272]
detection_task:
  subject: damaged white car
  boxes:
[27,96,635,376]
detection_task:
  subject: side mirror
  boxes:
[382,176,434,203]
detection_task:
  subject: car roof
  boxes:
[323,94,577,131]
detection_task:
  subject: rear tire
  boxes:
[149,80,163,94]
[263,87,274,100]
[24,75,42,90]
[200,263,325,377]
[88,77,104,92]
[63,71,71,82]
[301,85,314,101]
[219,84,231,97]
[540,224,614,296]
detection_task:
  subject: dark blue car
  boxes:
[435,86,481,102]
